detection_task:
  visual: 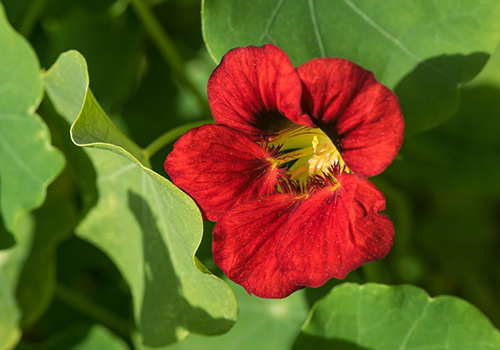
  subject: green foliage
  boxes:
[43,51,237,347]
[0,2,64,247]
[294,283,500,349]
[202,0,500,135]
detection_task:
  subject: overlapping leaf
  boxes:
[202,0,500,135]
[43,51,237,347]
[294,283,500,349]
[0,3,65,247]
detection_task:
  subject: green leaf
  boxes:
[42,50,149,166]
[294,283,500,349]
[166,280,309,350]
[202,0,500,135]
[43,51,238,347]
[0,2,65,246]
[0,214,35,350]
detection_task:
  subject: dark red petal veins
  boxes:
[213,194,304,298]
[276,173,394,287]
[298,58,404,178]
[165,124,281,221]
[208,44,313,138]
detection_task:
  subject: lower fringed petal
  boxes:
[276,173,394,287]
[298,58,404,178]
[165,124,281,221]
[213,194,304,298]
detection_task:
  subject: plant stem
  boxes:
[18,0,47,38]
[130,0,209,115]
[55,284,132,337]
[144,119,214,158]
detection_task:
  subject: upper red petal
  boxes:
[213,194,304,298]
[298,58,404,178]
[165,124,280,221]
[208,44,313,138]
[276,173,394,287]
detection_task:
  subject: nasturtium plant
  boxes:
[202,0,500,135]
[1,0,499,349]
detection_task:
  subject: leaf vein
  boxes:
[341,0,457,84]
[259,0,286,44]
[308,0,326,57]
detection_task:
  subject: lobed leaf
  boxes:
[294,283,500,349]
[202,0,500,135]
[43,51,237,347]
[0,3,65,247]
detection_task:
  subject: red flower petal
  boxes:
[298,58,404,178]
[276,173,394,287]
[208,44,313,138]
[213,194,304,298]
[165,124,281,221]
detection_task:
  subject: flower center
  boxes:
[265,125,349,191]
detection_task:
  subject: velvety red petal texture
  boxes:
[208,44,313,138]
[298,58,404,178]
[276,173,394,287]
[213,194,304,298]
[165,124,280,221]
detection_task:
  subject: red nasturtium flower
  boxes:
[165,44,404,298]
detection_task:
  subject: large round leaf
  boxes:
[202,0,500,135]
[0,2,65,247]
[294,283,500,349]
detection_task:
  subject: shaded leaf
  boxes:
[43,51,237,347]
[294,283,500,349]
[202,0,500,134]
[0,3,65,246]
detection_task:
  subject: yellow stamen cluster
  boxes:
[267,125,348,186]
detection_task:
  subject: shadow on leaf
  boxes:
[128,190,234,347]
[395,52,489,136]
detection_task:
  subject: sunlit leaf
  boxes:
[43,50,237,347]
[202,0,500,135]
[294,283,500,349]
[0,3,65,247]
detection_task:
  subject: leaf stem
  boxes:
[18,0,47,38]
[144,119,214,158]
[55,283,132,338]
[130,0,209,115]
